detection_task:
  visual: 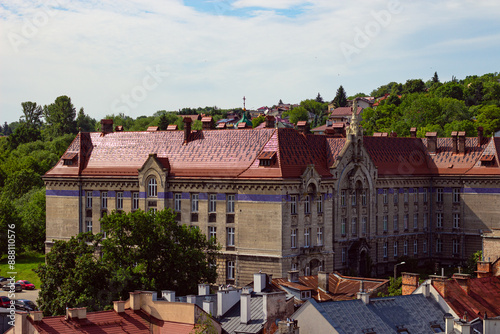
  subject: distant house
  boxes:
[328,106,363,124]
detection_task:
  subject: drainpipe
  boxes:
[79,177,83,233]
[429,178,433,261]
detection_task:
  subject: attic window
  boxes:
[430,324,444,333]
[258,151,276,166]
[62,152,77,165]
[300,291,311,300]
[480,155,495,166]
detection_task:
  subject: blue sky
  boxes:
[1,0,499,124]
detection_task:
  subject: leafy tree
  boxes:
[0,197,20,258]
[3,169,44,200]
[158,114,169,130]
[6,123,41,150]
[76,107,97,132]
[20,101,43,129]
[332,85,348,108]
[44,95,78,138]
[284,106,309,124]
[35,233,111,316]
[252,115,265,128]
[432,72,439,83]
[464,250,482,276]
[402,79,426,94]
[300,99,327,116]
[348,92,368,100]
[476,105,500,136]
[1,122,12,136]
[433,82,464,100]
[443,120,476,137]
[101,209,219,297]
[378,276,402,297]
[315,93,324,103]
[464,81,484,106]
[16,187,46,253]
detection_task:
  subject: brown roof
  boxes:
[330,106,362,117]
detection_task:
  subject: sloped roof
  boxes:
[219,295,265,334]
[330,106,362,117]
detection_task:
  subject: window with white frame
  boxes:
[291,195,297,214]
[436,188,443,202]
[342,247,346,263]
[341,190,346,206]
[209,194,217,213]
[423,188,428,203]
[351,217,357,235]
[393,188,399,203]
[423,239,428,253]
[383,242,388,258]
[383,215,388,232]
[453,213,460,228]
[174,193,182,211]
[317,227,323,246]
[291,263,297,271]
[394,241,398,257]
[436,213,443,228]
[191,194,199,212]
[413,188,418,203]
[209,226,216,241]
[86,219,92,233]
[116,192,123,210]
[227,194,235,213]
[413,239,418,255]
[150,208,157,214]
[227,261,235,279]
[132,192,139,210]
[393,215,398,231]
[413,213,418,229]
[383,189,388,204]
[148,178,157,198]
[86,191,92,208]
[226,227,235,246]
[101,191,107,209]
[436,239,442,253]
[453,188,460,203]
[423,212,428,229]
[317,194,323,213]
[304,228,311,247]
[304,195,310,214]
[362,217,367,234]
[404,214,408,230]
[404,240,408,255]
[291,229,297,248]
[341,218,346,235]
[361,190,367,206]
[404,188,408,203]
[453,239,460,254]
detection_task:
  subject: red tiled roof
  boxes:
[167,125,178,131]
[61,152,78,160]
[330,107,362,117]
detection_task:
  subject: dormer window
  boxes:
[258,151,276,167]
[480,155,495,167]
[62,152,77,166]
[300,291,311,300]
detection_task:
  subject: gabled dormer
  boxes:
[61,152,78,166]
[258,151,277,167]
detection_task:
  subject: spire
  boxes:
[243,96,246,111]
[347,98,362,138]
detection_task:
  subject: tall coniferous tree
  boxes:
[333,85,348,108]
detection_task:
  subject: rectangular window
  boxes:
[453,240,460,254]
[341,190,346,207]
[393,215,398,231]
[453,213,460,228]
[304,195,310,214]
[209,226,216,240]
[342,247,346,263]
[101,191,107,209]
[317,195,323,213]
[394,241,398,257]
[413,239,418,255]
[209,194,217,213]
[423,188,428,203]
[453,188,460,203]
[436,188,443,203]
[191,194,199,212]
[291,229,297,248]
[227,194,235,213]
[317,227,323,246]
[86,191,92,208]
[361,190,367,206]
[341,218,346,235]
[226,227,235,246]
[291,195,297,214]
[304,228,311,247]
[436,239,442,253]
[351,217,357,235]
[227,261,235,280]
[423,213,428,229]
[351,192,356,206]
[404,188,409,203]
[436,213,443,228]
[174,193,182,212]
[362,217,367,234]
[291,263,297,271]
[404,240,408,255]
[383,215,388,232]
[413,213,418,229]
[423,239,428,253]
[132,192,139,210]
[404,214,409,230]
[383,189,388,204]
[393,188,399,204]
[86,219,92,233]
[383,242,388,258]
[116,192,123,210]
[413,188,418,203]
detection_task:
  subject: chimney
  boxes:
[278,319,298,334]
[357,291,370,305]
[410,127,417,138]
[296,121,308,134]
[203,300,215,316]
[240,292,251,324]
[162,290,176,302]
[265,115,275,128]
[113,300,125,313]
[402,272,420,295]
[76,307,87,320]
[476,261,493,278]
[101,119,114,133]
[430,275,448,298]
[318,271,329,292]
[453,273,471,294]
[130,291,141,311]
[202,116,213,130]
[14,312,28,334]
[186,295,197,304]
[478,126,484,146]
[217,288,241,317]
[31,310,43,322]
[444,313,454,333]
[425,132,437,154]
[183,117,192,144]
[451,131,458,154]
[287,270,299,283]
[67,308,78,319]
[198,284,210,296]
[456,319,472,334]
[391,131,398,137]
[254,273,266,293]
[422,283,430,298]
[458,131,466,154]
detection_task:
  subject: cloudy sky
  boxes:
[1,0,499,124]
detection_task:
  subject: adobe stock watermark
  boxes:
[6,223,17,327]
[110,65,169,114]
[211,0,232,19]
[340,0,403,64]
[7,0,65,53]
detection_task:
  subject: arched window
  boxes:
[148,177,157,198]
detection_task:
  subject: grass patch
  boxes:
[0,252,45,288]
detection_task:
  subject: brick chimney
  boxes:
[265,115,276,128]
[318,271,329,292]
[451,131,458,154]
[391,131,398,137]
[430,275,448,298]
[183,117,192,144]
[476,261,493,278]
[478,126,484,146]
[402,272,420,295]
[426,132,437,154]
[297,121,307,134]
[202,116,213,130]
[458,131,466,154]
[101,119,114,133]
[410,127,417,138]
[452,273,471,294]
[113,300,125,313]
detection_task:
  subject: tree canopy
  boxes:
[332,85,348,108]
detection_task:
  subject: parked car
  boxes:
[16,280,35,290]
[0,277,9,286]
[13,299,38,311]
[0,296,11,308]
[2,283,22,292]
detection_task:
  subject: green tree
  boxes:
[433,82,464,100]
[332,85,348,108]
[378,277,402,297]
[16,187,46,253]
[252,115,265,128]
[101,209,219,297]
[6,123,41,150]
[402,79,426,94]
[432,72,439,83]
[285,106,309,124]
[44,96,78,138]
[464,250,482,276]
[20,102,43,129]
[300,99,327,116]
[315,93,324,103]
[0,197,20,258]
[76,108,97,132]
[476,105,500,136]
